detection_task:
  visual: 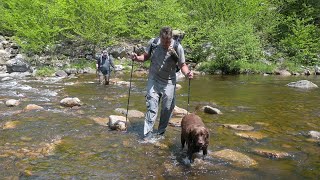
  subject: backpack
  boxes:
[149,37,181,72]
[99,54,112,74]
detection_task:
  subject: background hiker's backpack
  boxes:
[99,54,112,73]
[149,36,183,72]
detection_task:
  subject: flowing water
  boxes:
[0,73,319,179]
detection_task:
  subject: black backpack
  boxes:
[149,37,181,72]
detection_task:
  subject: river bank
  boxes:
[1,35,320,79]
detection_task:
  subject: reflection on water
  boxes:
[0,74,319,179]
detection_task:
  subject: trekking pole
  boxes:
[125,47,135,131]
[187,78,191,114]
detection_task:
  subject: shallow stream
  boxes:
[0,74,319,179]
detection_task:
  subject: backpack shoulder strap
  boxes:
[149,37,160,55]
[153,37,160,44]
[173,40,179,52]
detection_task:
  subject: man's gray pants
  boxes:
[144,78,176,136]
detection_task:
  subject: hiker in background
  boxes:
[130,26,193,141]
[96,50,115,85]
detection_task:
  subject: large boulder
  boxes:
[55,70,68,77]
[286,80,318,89]
[6,54,30,73]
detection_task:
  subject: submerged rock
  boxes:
[0,138,62,159]
[168,117,182,127]
[210,149,258,168]
[223,124,254,131]
[2,121,19,129]
[24,104,44,111]
[89,116,109,126]
[114,108,144,118]
[252,148,291,159]
[234,131,267,141]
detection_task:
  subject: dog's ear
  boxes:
[188,128,196,144]
[204,128,209,144]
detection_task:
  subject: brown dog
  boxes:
[181,113,209,163]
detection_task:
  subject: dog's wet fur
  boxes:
[181,113,209,163]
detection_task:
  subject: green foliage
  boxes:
[237,61,277,74]
[69,59,95,70]
[280,60,303,73]
[206,22,263,74]
[66,0,127,47]
[279,17,320,65]
[0,0,319,74]
[124,0,188,39]
[36,66,56,77]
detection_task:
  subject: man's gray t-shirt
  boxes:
[146,38,185,84]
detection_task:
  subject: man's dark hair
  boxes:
[159,26,172,39]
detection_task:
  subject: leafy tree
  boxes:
[201,22,262,74]
[1,0,66,53]
[124,0,188,39]
[64,0,127,55]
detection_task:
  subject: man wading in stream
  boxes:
[96,50,115,85]
[130,26,193,141]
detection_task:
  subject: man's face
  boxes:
[102,52,108,56]
[160,36,172,49]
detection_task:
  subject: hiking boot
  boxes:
[143,132,153,141]
[155,132,165,140]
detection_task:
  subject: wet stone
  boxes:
[60,97,81,107]
[168,117,182,127]
[223,124,254,131]
[24,104,44,111]
[89,116,109,126]
[2,121,19,129]
[5,99,20,107]
[210,149,258,168]
[252,148,291,159]
[114,108,144,118]
[108,115,128,131]
[308,131,320,139]
[175,84,182,90]
[172,106,188,117]
[202,105,222,114]
[287,80,318,89]
[234,131,267,140]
